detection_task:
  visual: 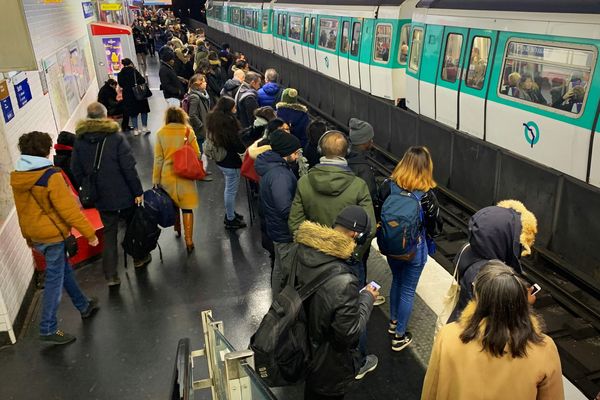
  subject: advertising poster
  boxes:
[44,54,70,128]
[13,74,32,109]
[69,45,88,99]
[78,38,94,86]
[82,2,95,19]
[57,47,80,114]
[102,37,123,77]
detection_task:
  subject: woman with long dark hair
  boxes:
[206,96,247,230]
[421,261,563,399]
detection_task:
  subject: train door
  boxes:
[359,19,374,93]
[339,18,352,85]
[308,16,318,70]
[405,24,425,114]
[348,19,362,89]
[458,31,495,139]
[273,12,282,56]
[315,16,341,80]
[281,13,289,59]
[301,16,311,68]
[590,102,600,187]
[286,14,304,64]
[435,26,469,129]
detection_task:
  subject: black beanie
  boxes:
[334,205,371,234]
[270,130,301,157]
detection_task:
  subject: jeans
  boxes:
[218,166,241,221]
[99,207,135,280]
[34,241,90,336]
[166,97,181,107]
[130,113,148,129]
[272,241,294,294]
[388,241,427,336]
[136,53,147,76]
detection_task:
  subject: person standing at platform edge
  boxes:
[286,206,379,400]
[235,71,262,129]
[72,103,150,287]
[276,88,310,148]
[187,73,212,178]
[10,131,100,344]
[255,131,302,294]
[257,68,284,108]
[421,261,564,400]
[159,49,185,107]
[206,96,247,230]
[153,107,200,254]
[117,58,151,135]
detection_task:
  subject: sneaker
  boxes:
[234,212,244,221]
[392,332,413,352]
[142,127,150,134]
[134,253,152,269]
[40,330,76,345]
[225,217,247,230]
[374,295,386,306]
[107,276,121,287]
[355,354,378,380]
[388,321,398,334]
[81,297,99,319]
[133,129,140,136]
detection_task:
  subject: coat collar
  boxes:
[276,102,308,113]
[294,221,356,260]
[75,118,120,136]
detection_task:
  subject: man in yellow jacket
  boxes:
[10,131,100,345]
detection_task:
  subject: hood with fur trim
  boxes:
[75,118,120,137]
[276,102,308,113]
[496,199,537,256]
[294,221,356,264]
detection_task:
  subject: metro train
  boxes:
[206,1,600,188]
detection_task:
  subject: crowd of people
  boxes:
[7,7,566,400]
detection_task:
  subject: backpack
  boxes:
[377,182,423,261]
[181,93,191,114]
[250,253,345,387]
[202,137,227,162]
[143,187,176,228]
[79,136,107,208]
[122,206,161,262]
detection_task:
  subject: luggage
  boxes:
[122,206,161,261]
[377,182,423,260]
[240,151,259,182]
[173,128,206,180]
[143,187,176,228]
[79,136,107,209]
[249,253,344,387]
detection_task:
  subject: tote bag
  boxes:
[173,128,206,180]
[241,151,259,182]
[435,243,469,334]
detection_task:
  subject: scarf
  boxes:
[319,156,348,167]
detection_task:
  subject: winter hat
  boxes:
[334,205,371,234]
[160,47,175,62]
[57,131,76,147]
[281,88,299,104]
[270,130,301,157]
[348,118,374,145]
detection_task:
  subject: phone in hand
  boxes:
[530,283,542,296]
[361,280,381,293]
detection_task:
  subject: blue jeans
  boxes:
[34,241,90,336]
[388,241,427,336]
[130,113,148,129]
[218,166,241,221]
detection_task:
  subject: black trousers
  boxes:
[99,206,135,279]
[304,386,344,400]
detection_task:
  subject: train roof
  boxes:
[272,0,408,5]
[416,0,600,14]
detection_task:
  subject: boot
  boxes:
[174,208,181,238]
[182,213,194,254]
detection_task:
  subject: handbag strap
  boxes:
[92,136,108,172]
[452,243,470,280]
[28,168,68,240]
[184,126,190,143]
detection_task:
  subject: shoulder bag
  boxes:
[435,243,470,334]
[173,127,206,180]
[132,69,152,101]
[79,136,107,209]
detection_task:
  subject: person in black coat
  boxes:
[133,28,148,76]
[347,119,378,215]
[304,119,327,168]
[159,49,184,107]
[97,79,126,130]
[117,58,151,135]
[71,103,148,286]
[53,131,78,190]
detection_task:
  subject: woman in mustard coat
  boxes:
[153,107,200,253]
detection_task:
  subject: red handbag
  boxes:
[173,128,206,180]
[241,151,260,182]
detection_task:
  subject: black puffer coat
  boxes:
[117,66,150,115]
[347,149,378,217]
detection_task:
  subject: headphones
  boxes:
[317,130,352,157]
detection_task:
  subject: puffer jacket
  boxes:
[276,102,310,148]
[159,61,183,100]
[287,221,374,396]
[347,149,378,216]
[220,78,242,99]
[257,82,283,108]
[255,151,297,243]
[71,119,143,211]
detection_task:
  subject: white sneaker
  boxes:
[355,354,378,380]
[133,129,140,136]
[142,126,150,134]
[374,295,386,306]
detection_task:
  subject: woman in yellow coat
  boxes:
[153,107,200,253]
[421,261,564,400]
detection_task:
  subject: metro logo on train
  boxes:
[207,0,600,188]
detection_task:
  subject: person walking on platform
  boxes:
[11,131,100,344]
[255,131,302,293]
[421,261,564,400]
[257,68,284,108]
[447,200,537,323]
[206,96,247,230]
[236,71,262,128]
[187,74,212,178]
[153,107,200,254]
[72,103,149,287]
[117,58,151,136]
[284,206,379,400]
[133,27,149,77]
[276,88,310,148]
[159,49,185,107]
[220,69,245,99]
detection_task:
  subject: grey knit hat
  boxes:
[348,118,374,145]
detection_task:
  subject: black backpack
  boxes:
[122,206,161,264]
[79,136,107,208]
[249,252,345,387]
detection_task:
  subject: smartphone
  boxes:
[531,283,542,296]
[361,280,380,292]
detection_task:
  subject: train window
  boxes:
[254,11,259,30]
[341,21,350,54]
[398,24,410,65]
[303,17,310,43]
[351,22,361,56]
[232,9,240,25]
[263,13,269,32]
[409,28,424,72]
[374,24,392,63]
[318,18,339,50]
[499,40,596,116]
[244,10,252,27]
[441,33,463,83]
[289,15,302,41]
[465,37,491,89]
[310,17,316,45]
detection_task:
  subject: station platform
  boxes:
[0,57,586,400]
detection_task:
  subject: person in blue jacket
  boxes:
[257,68,284,108]
[254,130,302,294]
[276,88,310,148]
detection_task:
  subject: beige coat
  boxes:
[421,302,564,400]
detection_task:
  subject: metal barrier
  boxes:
[172,310,277,400]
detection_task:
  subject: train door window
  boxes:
[244,10,252,27]
[351,22,361,56]
[373,24,392,63]
[465,37,491,89]
[254,11,259,29]
[398,24,411,64]
[232,8,240,25]
[310,17,316,45]
[282,14,287,36]
[409,28,424,72]
[341,21,350,54]
[499,41,596,116]
[318,18,339,50]
[441,33,463,83]
[289,15,302,41]
[303,17,310,43]
[263,13,269,32]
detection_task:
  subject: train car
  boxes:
[406,0,600,186]
[206,1,230,35]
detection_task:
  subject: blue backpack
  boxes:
[143,187,176,228]
[377,183,423,260]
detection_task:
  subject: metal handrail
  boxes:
[171,338,192,400]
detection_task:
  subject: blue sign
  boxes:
[82,2,94,19]
[1,97,14,123]
[523,121,540,148]
[14,78,32,109]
